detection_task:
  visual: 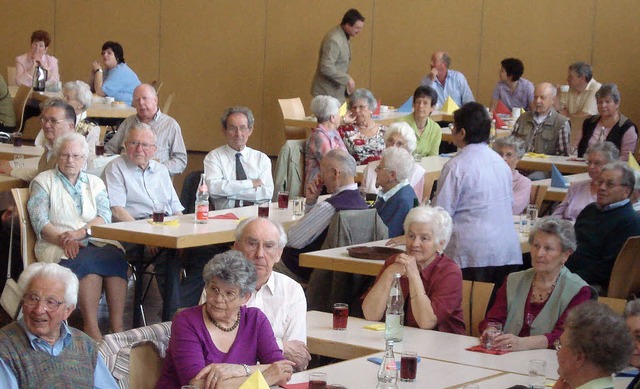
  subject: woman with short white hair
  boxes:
[362,122,427,199]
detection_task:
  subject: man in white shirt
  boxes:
[420,51,475,107]
[204,106,273,209]
[558,61,602,117]
[201,217,310,371]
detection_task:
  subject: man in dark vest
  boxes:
[282,149,368,280]
[0,263,117,388]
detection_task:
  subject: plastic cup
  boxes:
[277,191,289,209]
[258,202,270,218]
[529,359,546,389]
[400,351,417,381]
[332,303,348,330]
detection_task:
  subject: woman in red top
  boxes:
[479,217,592,351]
[362,206,466,334]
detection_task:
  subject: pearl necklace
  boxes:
[531,272,560,303]
[205,309,241,332]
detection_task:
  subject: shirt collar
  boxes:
[331,183,358,196]
[258,272,276,296]
[123,155,157,173]
[136,109,161,123]
[55,167,88,185]
[18,318,72,350]
[597,198,630,211]
[379,180,409,201]
[224,144,247,157]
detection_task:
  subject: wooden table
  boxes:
[300,231,531,277]
[305,311,560,379]
[518,154,588,174]
[0,175,27,192]
[531,172,590,202]
[440,126,511,143]
[0,144,44,160]
[288,351,504,388]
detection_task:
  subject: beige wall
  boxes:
[3,0,639,159]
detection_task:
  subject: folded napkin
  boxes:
[524,152,549,159]
[465,344,511,355]
[492,111,506,128]
[397,96,413,113]
[551,164,569,189]
[441,96,459,114]
[209,212,239,220]
[147,219,180,226]
[520,107,526,116]
[373,99,381,115]
[495,99,511,115]
[629,152,640,171]
[363,323,386,331]
[339,101,348,117]
[239,370,269,389]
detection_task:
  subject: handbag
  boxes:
[1,209,22,320]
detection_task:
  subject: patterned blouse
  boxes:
[338,123,387,165]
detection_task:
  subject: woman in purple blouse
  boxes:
[155,251,294,389]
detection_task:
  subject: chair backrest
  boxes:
[529,184,547,210]
[598,296,627,315]
[21,117,41,142]
[607,236,640,299]
[150,80,163,96]
[162,92,174,116]
[7,66,17,87]
[470,281,494,337]
[98,321,171,389]
[461,280,472,336]
[11,188,36,269]
[422,171,439,203]
[12,85,32,131]
[278,98,307,140]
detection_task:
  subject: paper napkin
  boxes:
[209,212,239,220]
[524,152,549,159]
[441,96,459,114]
[339,101,348,117]
[239,370,269,389]
[550,165,569,188]
[147,219,180,226]
[495,99,510,115]
[397,96,413,113]
[363,323,386,331]
[492,111,506,128]
[629,152,640,171]
[373,99,381,115]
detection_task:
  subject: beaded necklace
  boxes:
[205,309,241,332]
[531,271,560,303]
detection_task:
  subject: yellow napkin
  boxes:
[239,370,269,389]
[441,96,459,114]
[363,323,386,331]
[629,152,640,171]
[524,152,549,159]
[147,219,180,226]
[339,101,348,117]
[520,107,526,115]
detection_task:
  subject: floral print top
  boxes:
[337,123,387,165]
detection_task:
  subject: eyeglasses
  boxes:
[59,153,85,161]
[243,237,279,254]
[39,117,66,125]
[23,293,65,312]
[227,125,251,133]
[595,179,625,189]
[126,140,156,150]
[207,285,238,302]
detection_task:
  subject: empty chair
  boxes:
[278,97,307,140]
[12,85,31,131]
[607,236,640,299]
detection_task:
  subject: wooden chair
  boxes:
[150,80,163,95]
[598,296,627,315]
[422,171,439,203]
[11,188,37,268]
[7,66,17,86]
[278,97,307,140]
[461,280,473,336]
[21,117,41,143]
[12,85,32,131]
[470,281,494,337]
[529,184,547,211]
[607,236,640,299]
[162,92,174,115]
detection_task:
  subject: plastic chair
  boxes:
[278,97,307,140]
[607,236,640,299]
[12,85,31,131]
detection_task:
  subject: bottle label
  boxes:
[196,204,209,220]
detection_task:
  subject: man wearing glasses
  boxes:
[104,123,184,321]
[0,262,118,388]
[104,83,187,175]
[567,161,640,291]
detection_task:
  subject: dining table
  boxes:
[531,172,590,202]
[0,157,40,192]
[440,126,511,143]
[517,154,589,174]
[0,143,44,160]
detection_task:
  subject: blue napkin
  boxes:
[550,164,569,188]
[397,96,413,113]
[367,356,422,368]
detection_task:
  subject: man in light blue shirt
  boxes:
[420,51,475,107]
[0,262,117,388]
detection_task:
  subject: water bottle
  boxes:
[32,62,47,92]
[489,119,497,145]
[376,340,398,389]
[194,173,209,224]
[385,273,404,342]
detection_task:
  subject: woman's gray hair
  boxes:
[64,80,93,110]
[311,95,341,124]
[384,122,417,153]
[403,205,453,250]
[493,136,526,159]
[595,83,621,104]
[564,301,633,374]
[585,141,619,163]
[235,218,287,248]
[529,216,577,252]
[202,250,257,296]
[381,147,414,181]
[349,88,377,111]
[18,263,79,306]
[624,299,640,318]
[52,132,90,159]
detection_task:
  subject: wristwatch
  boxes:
[84,227,92,238]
